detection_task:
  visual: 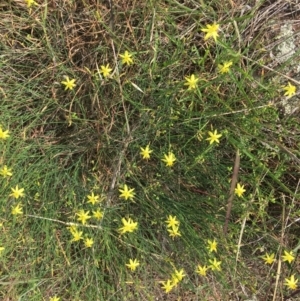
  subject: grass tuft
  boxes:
[0,0,300,300]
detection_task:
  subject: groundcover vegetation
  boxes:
[0,0,299,300]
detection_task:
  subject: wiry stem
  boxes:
[223,149,240,235]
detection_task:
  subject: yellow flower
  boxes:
[87,192,99,205]
[119,217,138,234]
[284,274,298,290]
[119,51,133,65]
[167,225,181,239]
[206,130,222,144]
[140,145,153,159]
[100,64,112,78]
[234,183,246,197]
[11,203,23,215]
[262,252,275,264]
[61,76,76,90]
[0,127,10,140]
[84,237,94,248]
[165,215,180,228]
[10,186,25,199]
[119,184,135,201]
[184,74,199,90]
[201,22,220,41]
[208,258,221,271]
[283,82,296,98]
[162,152,176,167]
[0,166,13,177]
[125,258,140,271]
[218,61,233,74]
[207,239,217,253]
[161,279,174,293]
[282,250,295,264]
[93,209,103,220]
[69,226,83,242]
[49,296,60,301]
[196,264,209,276]
[171,269,185,285]
[25,0,38,8]
[0,246,5,255]
[76,209,91,225]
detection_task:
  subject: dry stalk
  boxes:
[26,214,102,229]
[272,194,285,301]
[235,215,246,278]
[242,55,300,86]
[223,148,240,235]
[282,179,300,300]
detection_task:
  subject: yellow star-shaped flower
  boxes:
[125,258,140,271]
[84,237,94,248]
[119,184,135,201]
[118,217,138,234]
[25,0,38,8]
[0,127,10,140]
[262,252,276,264]
[69,226,83,242]
[184,74,199,90]
[87,192,99,205]
[234,183,246,197]
[0,166,13,177]
[162,152,176,167]
[208,258,221,271]
[140,145,153,159]
[201,22,220,41]
[93,209,103,220]
[171,269,185,285]
[218,61,233,74]
[283,82,296,98]
[76,209,91,225]
[119,51,133,65]
[100,64,112,78]
[167,225,181,239]
[11,203,23,215]
[10,185,25,199]
[206,130,222,144]
[284,274,298,290]
[282,250,295,264]
[49,296,60,301]
[165,215,180,228]
[161,279,174,293]
[61,76,76,90]
[207,239,217,253]
[196,264,209,276]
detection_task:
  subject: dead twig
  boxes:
[223,149,240,235]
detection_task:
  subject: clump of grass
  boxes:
[0,0,299,300]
